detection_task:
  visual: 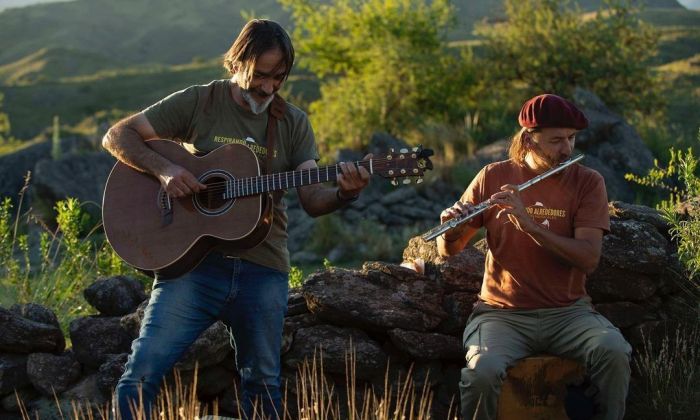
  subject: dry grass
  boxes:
[14,350,455,420]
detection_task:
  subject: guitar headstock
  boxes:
[373,146,434,185]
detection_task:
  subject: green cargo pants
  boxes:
[459,298,632,420]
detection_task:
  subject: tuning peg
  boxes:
[416,177,424,184]
[402,179,411,185]
[391,179,399,186]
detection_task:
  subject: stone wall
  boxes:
[0,202,693,418]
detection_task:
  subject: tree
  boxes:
[475,0,662,118]
[281,0,477,152]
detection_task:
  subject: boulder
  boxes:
[594,302,648,329]
[0,307,64,354]
[120,299,148,339]
[83,276,147,316]
[26,351,82,397]
[283,325,386,380]
[31,151,116,222]
[303,264,446,332]
[9,303,60,329]
[69,316,132,369]
[175,321,231,371]
[388,329,463,361]
[0,354,29,395]
[97,353,128,397]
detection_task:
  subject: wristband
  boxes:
[336,188,359,203]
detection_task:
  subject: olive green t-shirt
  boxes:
[462,159,610,309]
[143,79,320,273]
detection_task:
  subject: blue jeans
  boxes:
[115,254,289,420]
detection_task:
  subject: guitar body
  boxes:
[102,140,273,279]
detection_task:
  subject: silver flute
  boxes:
[421,154,585,241]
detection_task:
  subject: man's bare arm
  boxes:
[437,200,479,257]
[102,113,205,197]
[296,157,371,217]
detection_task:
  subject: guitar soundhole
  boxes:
[197,176,228,210]
[192,170,235,216]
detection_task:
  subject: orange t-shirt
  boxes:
[462,159,610,309]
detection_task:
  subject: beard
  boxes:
[240,88,275,115]
[531,143,569,169]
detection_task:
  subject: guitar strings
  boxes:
[187,156,423,198]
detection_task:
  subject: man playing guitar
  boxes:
[102,19,370,420]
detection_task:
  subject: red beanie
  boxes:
[518,94,588,130]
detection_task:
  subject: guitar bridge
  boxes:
[158,190,173,227]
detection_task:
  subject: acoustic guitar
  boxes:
[102,139,433,279]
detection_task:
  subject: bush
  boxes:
[0,176,141,330]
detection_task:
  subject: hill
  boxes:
[0,0,696,141]
[0,0,686,69]
[0,0,287,67]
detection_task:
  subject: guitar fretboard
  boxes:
[223,160,374,199]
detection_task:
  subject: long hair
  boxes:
[222,19,295,85]
[508,127,539,164]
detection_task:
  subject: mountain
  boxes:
[0,0,287,67]
[0,0,67,12]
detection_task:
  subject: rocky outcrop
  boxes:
[0,201,693,419]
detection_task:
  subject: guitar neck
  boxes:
[224,160,374,199]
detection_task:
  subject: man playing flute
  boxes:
[438,94,631,420]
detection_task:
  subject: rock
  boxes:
[0,354,29,395]
[402,236,445,267]
[439,247,485,293]
[282,313,320,356]
[175,321,231,371]
[97,353,128,397]
[26,351,81,397]
[287,291,309,316]
[1,386,37,412]
[0,140,50,203]
[439,292,479,334]
[303,264,446,332]
[594,302,648,329]
[31,151,116,222]
[388,329,463,361]
[0,307,65,354]
[62,372,107,406]
[9,304,59,329]
[380,188,418,206]
[69,316,132,369]
[283,325,386,380]
[120,299,148,339]
[608,201,669,238]
[587,268,658,303]
[83,276,147,316]
[587,219,673,302]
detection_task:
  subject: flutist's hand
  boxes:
[491,184,537,233]
[439,200,475,241]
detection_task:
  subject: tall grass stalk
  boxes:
[16,350,448,420]
[629,327,700,419]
